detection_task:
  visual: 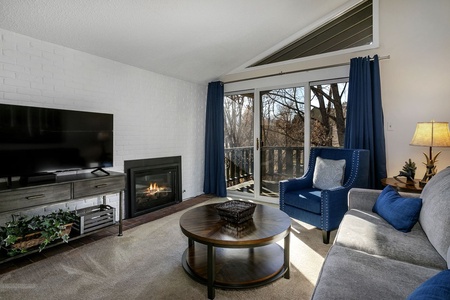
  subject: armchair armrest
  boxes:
[321,186,353,231]
[279,176,313,193]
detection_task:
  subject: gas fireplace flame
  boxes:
[146,183,161,195]
[144,182,172,197]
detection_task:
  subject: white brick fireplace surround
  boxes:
[0,28,207,223]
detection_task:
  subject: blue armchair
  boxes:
[279,147,370,243]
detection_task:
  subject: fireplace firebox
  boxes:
[125,156,182,218]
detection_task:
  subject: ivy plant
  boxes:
[0,209,78,256]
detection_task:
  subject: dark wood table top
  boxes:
[179,203,291,248]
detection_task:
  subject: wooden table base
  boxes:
[182,242,288,288]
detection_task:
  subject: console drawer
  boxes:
[73,176,125,199]
[0,184,72,212]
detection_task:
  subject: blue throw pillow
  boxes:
[407,269,450,300]
[372,185,422,232]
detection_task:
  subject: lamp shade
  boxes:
[410,121,450,147]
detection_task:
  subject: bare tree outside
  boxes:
[224,94,253,148]
[260,88,305,148]
[310,83,348,147]
[260,82,347,149]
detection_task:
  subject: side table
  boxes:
[381,177,423,193]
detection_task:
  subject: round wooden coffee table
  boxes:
[179,203,291,299]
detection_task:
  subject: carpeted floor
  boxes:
[0,198,333,300]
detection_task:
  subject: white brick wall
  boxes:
[0,28,207,224]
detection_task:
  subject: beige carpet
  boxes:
[0,198,333,300]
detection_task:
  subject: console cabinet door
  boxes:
[0,184,72,212]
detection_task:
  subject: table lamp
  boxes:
[410,121,450,187]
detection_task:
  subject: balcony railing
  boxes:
[225,146,305,188]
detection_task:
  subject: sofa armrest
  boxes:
[348,188,382,211]
[348,188,422,212]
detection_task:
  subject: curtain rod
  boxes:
[223,55,390,84]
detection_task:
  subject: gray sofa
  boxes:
[311,166,450,299]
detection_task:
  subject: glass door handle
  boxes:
[256,138,259,150]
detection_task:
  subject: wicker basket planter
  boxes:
[0,210,77,256]
[9,223,73,252]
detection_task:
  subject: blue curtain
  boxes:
[203,81,226,196]
[344,55,387,189]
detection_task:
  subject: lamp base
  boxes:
[419,150,441,188]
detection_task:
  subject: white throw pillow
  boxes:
[312,157,346,190]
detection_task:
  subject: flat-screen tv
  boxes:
[0,104,113,181]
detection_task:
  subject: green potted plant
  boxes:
[399,159,417,183]
[0,209,78,256]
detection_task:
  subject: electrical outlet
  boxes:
[387,122,394,131]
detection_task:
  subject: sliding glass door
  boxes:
[224,87,306,200]
[259,87,306,197]
[224,92,254,195]
[224,79,348,202]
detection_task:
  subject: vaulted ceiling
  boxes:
[0,0,352,84]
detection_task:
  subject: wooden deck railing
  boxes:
[225,146,305,187]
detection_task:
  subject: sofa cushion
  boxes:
[407,269,450,300]
[373,185,422,232]
[419,167,450,260]
[312,245,440,300]
[335,209,447,269]
[283,188,322,214]
[312,157,345,189]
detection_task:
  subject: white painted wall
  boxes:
[0,28,207,223]
[221,0,450,180]
[379,0,450,178]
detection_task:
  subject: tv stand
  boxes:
[0,171,126,264]
[91,167,110,176]
[20,172,57,185]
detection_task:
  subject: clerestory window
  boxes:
[250,0,373,67]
